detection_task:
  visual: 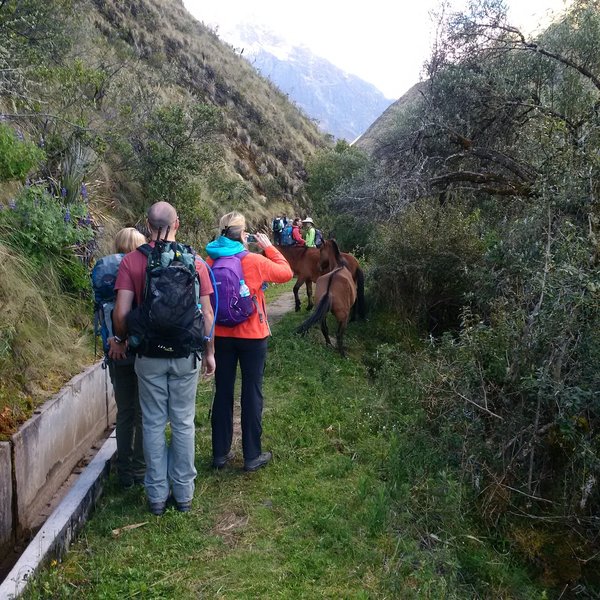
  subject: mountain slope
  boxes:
[88,0,330,221]
[213,22,394,141]
[354,81,426,155]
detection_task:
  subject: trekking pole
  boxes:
[208,377,216,421]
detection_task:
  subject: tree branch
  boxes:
[492,24,600,92]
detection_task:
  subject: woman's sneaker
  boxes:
[212,450,235,469]
[244,452,272,472]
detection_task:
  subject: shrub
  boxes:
[0,124,45,182]
[0,185,92,255]
[371,197,484,331]
[0,185,94,294]
[133,102,222,203]
[327,213,373,255]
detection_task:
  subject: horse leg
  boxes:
[320,315,332,346]
[306,280,314,311]
[349,299,357,322]
[293,278,303,312]
[336,318,348,358]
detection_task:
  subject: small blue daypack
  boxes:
[210,251,256,327]
[314,228,324,248]
[281,225,294,246]
[91,253,130,362]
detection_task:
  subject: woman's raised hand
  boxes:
[255,232,272,249]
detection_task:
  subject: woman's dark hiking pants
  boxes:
[108,359,145,486]
[212,336,268,462]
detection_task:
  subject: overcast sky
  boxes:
[183,0,571,99]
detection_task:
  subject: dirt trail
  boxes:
[265,290,296,325]
[228,291,295,451]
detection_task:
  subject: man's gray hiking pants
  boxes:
[135,354,200,505]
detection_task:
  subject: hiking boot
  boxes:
[176,501,192,513]
[212,450,235,469]
[244,451,272,472]
[148,501,167,516]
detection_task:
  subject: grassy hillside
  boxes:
[0,0,329,435]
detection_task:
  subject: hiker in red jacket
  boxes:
[291,218,305,246]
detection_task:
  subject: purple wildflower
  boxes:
[16,130,24,141]
[38,136,45,148]
[61,187,67,199]
[0,203,5,211]
[8,199,16,209]
[85,213,92,226]
[81,183,88,201]
[64,207,71,223]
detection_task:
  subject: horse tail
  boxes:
[356,267,366,320]
[296,270,338,335]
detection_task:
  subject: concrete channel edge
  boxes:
[0,433,116,599]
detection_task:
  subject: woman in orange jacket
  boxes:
[205,211,293,471]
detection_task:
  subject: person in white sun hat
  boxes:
[302,217,316,247]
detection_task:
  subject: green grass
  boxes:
[22,310,545,599]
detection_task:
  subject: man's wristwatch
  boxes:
[113,335,126,344]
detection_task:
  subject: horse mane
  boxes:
[329,239,348,269]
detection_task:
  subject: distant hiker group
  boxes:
[92,203,364,517]
[272,214,323,248]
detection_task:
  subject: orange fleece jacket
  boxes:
[206,245,293,339]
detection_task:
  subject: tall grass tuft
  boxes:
[0,243,92,437]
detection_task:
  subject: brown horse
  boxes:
[277,245,320,311]
[319,240,366,320]
[296,239,357,357]
[278,244,366,318]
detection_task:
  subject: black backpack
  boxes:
[126,239,205,358]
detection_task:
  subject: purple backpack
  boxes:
[211,251,256,327]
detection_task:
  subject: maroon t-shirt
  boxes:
[115,243,213,305]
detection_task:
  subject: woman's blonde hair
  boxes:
[114,227,146,254]
[219,211,246,241]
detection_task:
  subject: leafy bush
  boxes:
[0,124,45,181]
[261,176,283,200]
[305,140,369,219]
[0,185,92,255]
[0,185,94,294]
[132,102,222,203]
[371,198,484,330]
[328,213,373,255]
[206,171,253,205]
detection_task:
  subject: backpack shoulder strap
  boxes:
[137,243,153,257]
